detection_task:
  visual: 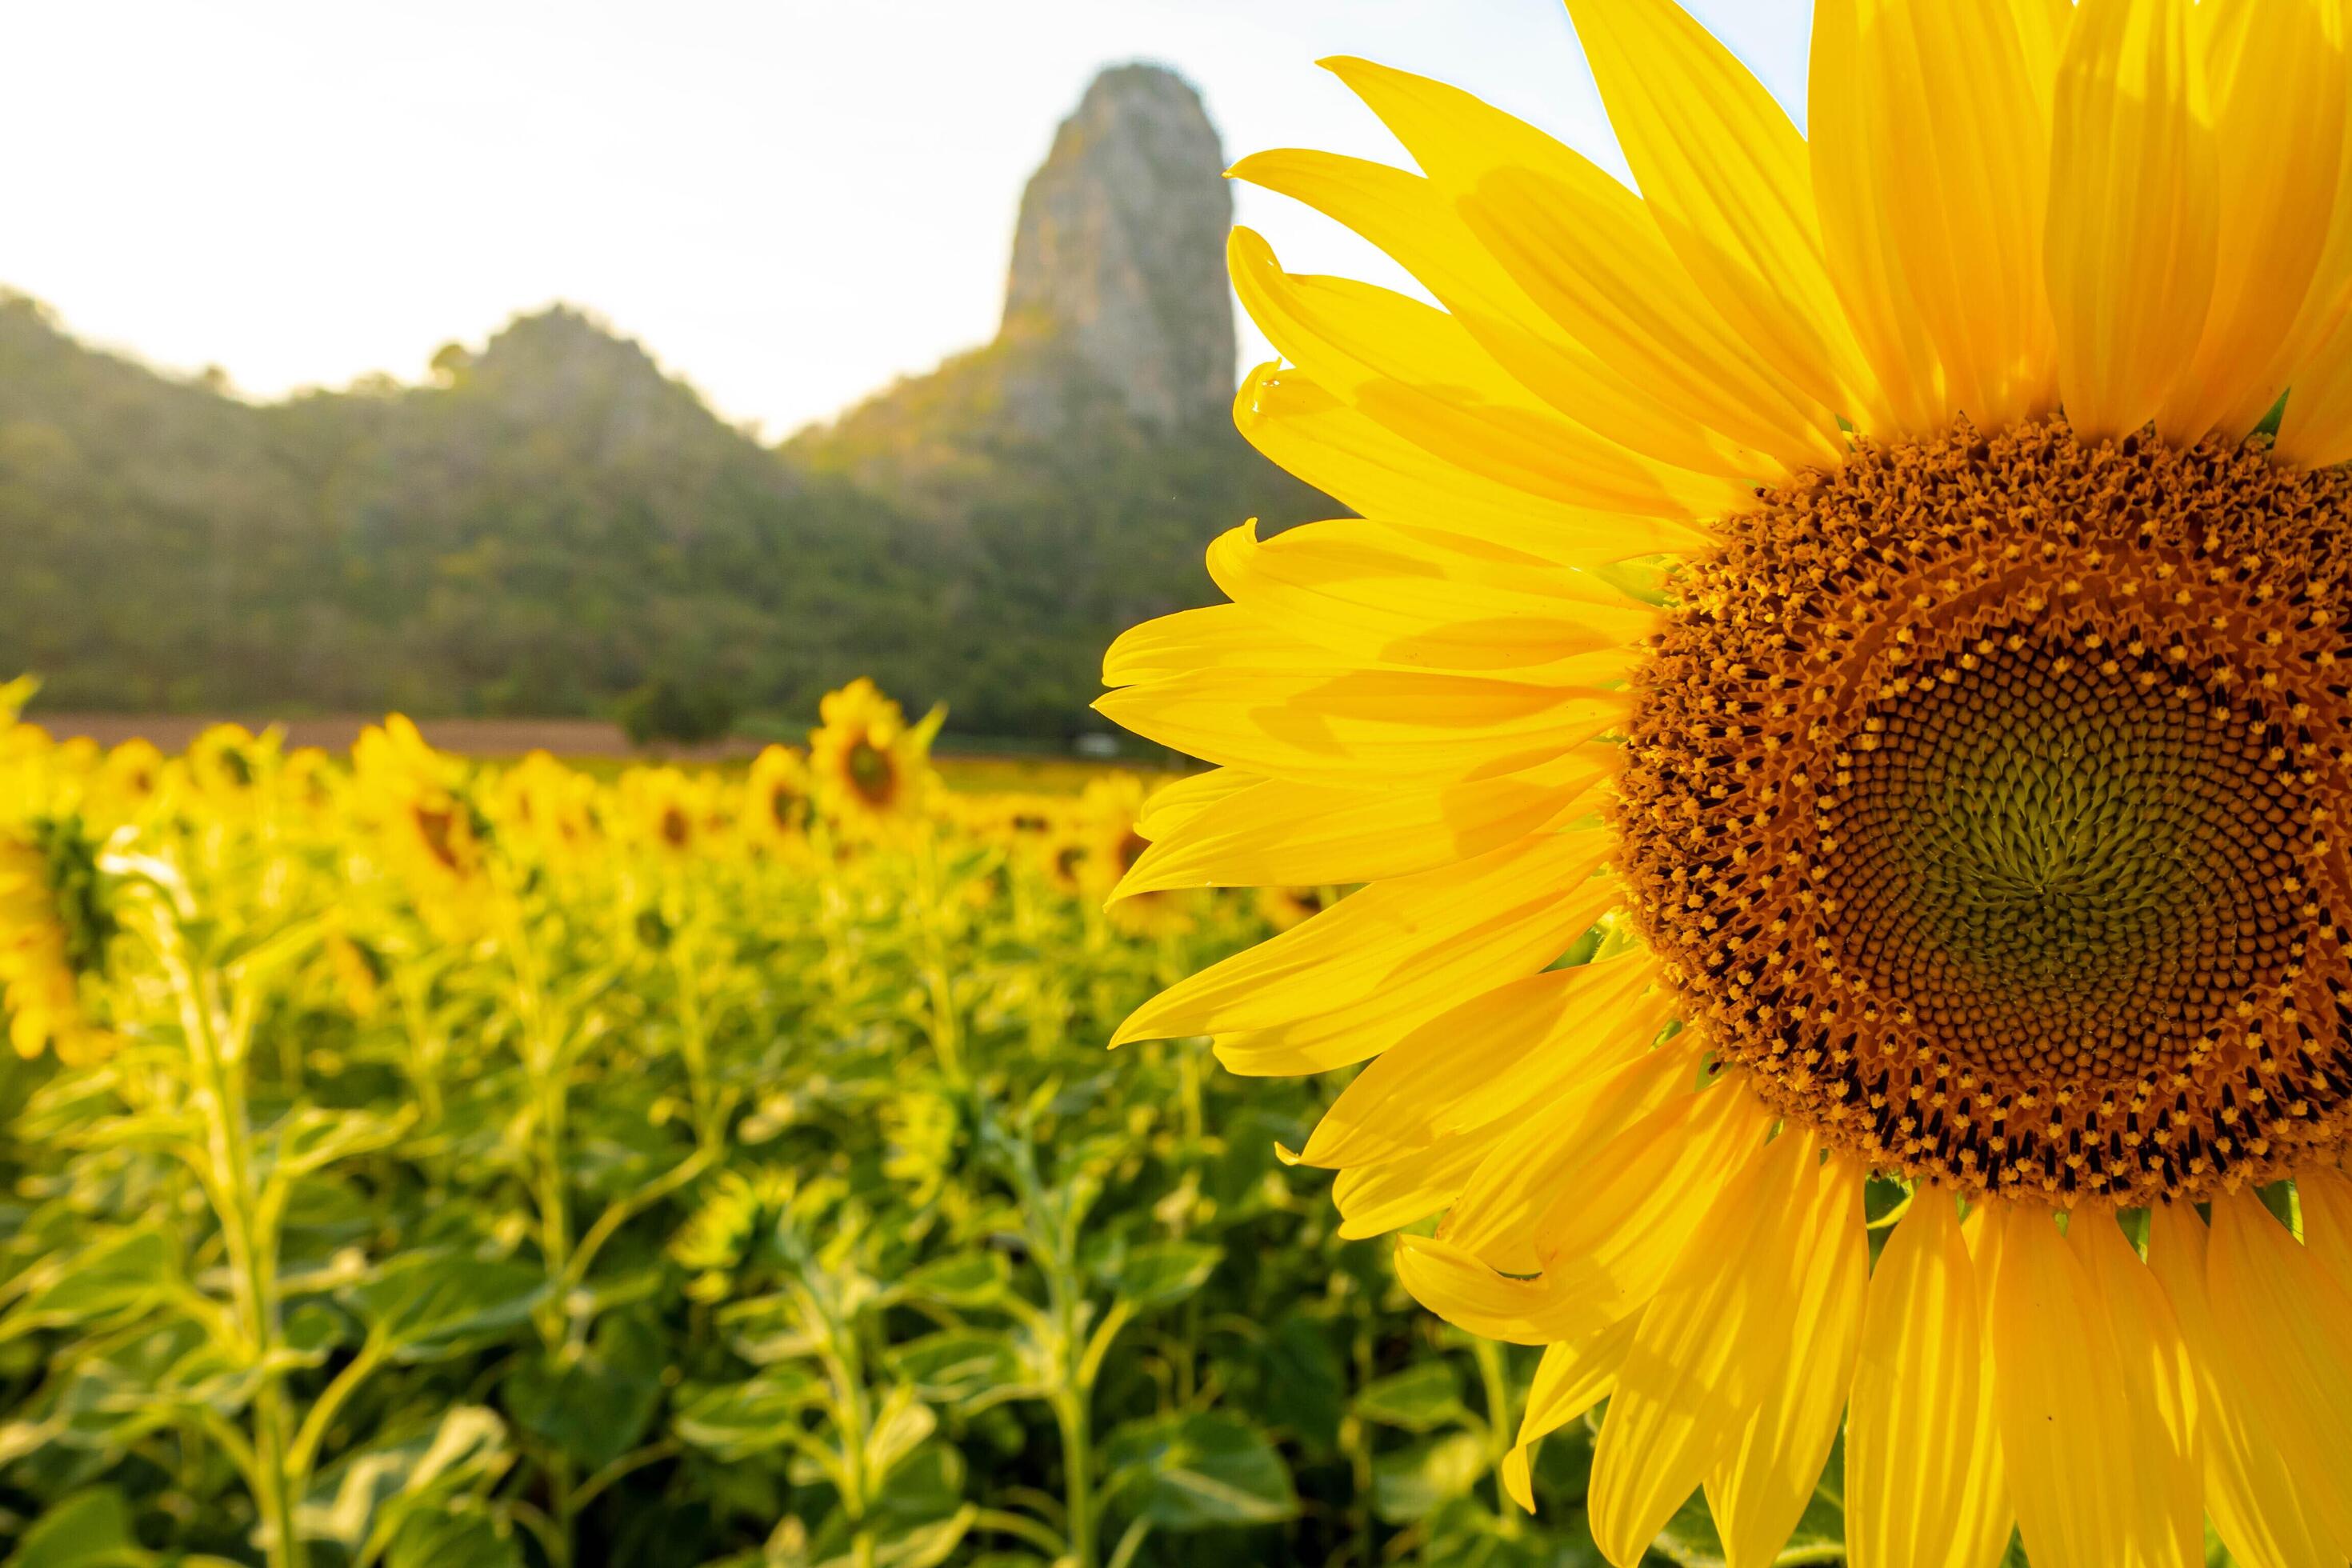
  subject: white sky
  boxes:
[5,0,1810,439]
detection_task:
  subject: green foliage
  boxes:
[0,295,1327,738]
[616,677,737,750]
[0,761,1661,1568]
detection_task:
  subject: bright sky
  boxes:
[7,0,1810,438]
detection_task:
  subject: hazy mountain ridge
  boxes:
[0,64,1326,739]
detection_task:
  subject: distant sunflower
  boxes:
[1086,775,1195,937]
[1102,2,2352,1563]
[352,716,487,934]
[741,744,814,848]
[490,750,602,862]
[96,738,164,817]
[1251,884,1335,934]
[0,817,117,1066]
[808,679,942,838]
[623,766,722,859]
[185,722,266,798]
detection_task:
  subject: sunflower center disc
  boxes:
[1826,635,2302,1084]
[1618,419,2352,1204]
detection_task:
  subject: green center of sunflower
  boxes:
[1826,633,2305,1087]
[1616,418,2352,1206]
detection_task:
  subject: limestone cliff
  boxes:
[998,63,1236,430]
[791,62,1254,518]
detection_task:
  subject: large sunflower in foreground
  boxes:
[1101,2,2352,1564]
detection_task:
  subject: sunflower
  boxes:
[741,744,815,849]
[1086,775,1197,938]
[94,738,165,821]
[622,766,724,859]
[1101,4,2352,1563]
[807,678,942,838]
[1251,884,1337,934]
[351,716,487,934]
[0,817,118,1066]
[490,750,603,863]
[184,722,267,798]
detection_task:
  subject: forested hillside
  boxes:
[0,65,1326,739]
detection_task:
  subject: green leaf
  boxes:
[384,1509,523,1568]
[342,1250,547,1362]
[888,1330,1034,1410]
[1647,1490,1726,1568]
[895,1252,1010,1310]
[673,1367,826,1462]
[1370,1432,1488,1524]
[1353,1361,1471,1434]
[298,1406,512,1553]
[8,1487,150,1568]
[1106,1241,1222,1311]
[807,1445,974,1568]
[502,1311,663,1470]
[853,1508,975,1568]
[1422,1496,1604,1567]
[1102,1410,1298,1531]
[1251,1314,1347,1454]
[862,1385,938,1486]
[262,1104,414,1185]
[6,1227,177,1338]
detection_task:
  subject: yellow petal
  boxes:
[1120,750,1608,899]
[1231,147,1768,481]
[1202,516,1656,680]
[1440,1043,1700,1270]
[1846,1191,2011,1568]
[1102,604,1344,686]
[2070,1211,2203,1568]
[1113,827,1610,1048]
[2158,0,2346,442]
[2146,1202,2342,1568]
[1564,0,1889,433]
[1705,1154,1869,1568]
[2205,1187,2352,1555]
[1525,1078,1771,1313]
[1213,856,1621,1078]
[1132,767,1258,842]
[1846,0,2064,429]
[1988,1204,2138,1568]
[1230,228,1754,536]
[1094,664,1625,789]
[1394,1230,1617,1345]
[1506,1315,1642,1512]
[2274,308,2352,464]
[2270,84,2352,466]
[1808,0,1946,432]
[1334,1126,1502,1239]
[1319,55,1845,470]
[2294,1166,2352,1300]
[2044,0,2218,438]
[1302,953,1662,1169]
[1586,1133,1838,1567]
[1232,361,1730,554]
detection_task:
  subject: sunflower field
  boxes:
[0,676,1722,1568]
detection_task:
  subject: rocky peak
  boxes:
[1001,64,1235,430]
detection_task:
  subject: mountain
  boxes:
[0,64,1325,741]
[1001,62,1237,432]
